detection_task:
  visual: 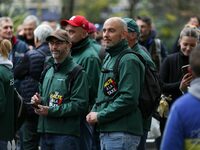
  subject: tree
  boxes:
[72,0,120,23]
[61,0,75,19]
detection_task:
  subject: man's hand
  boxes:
[31,92,41,104]
[86,112,98,125]
[34,105,49,116]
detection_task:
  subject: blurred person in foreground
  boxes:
[0,39,14,150]
[31,29,89,150]
[87,17,145,150]
[0,16,29,150]
[161,44,200,150]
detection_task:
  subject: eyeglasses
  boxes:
[49,41,65,45]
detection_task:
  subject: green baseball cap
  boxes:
[123,17,140,35]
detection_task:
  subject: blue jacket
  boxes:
[161,78,200,150]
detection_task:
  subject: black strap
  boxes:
[39,64,52,83]
[113,49,146,81]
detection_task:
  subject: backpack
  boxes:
[14,88,27,132]
[149,39,162,70]
[113,50,161,119]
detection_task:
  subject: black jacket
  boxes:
[159,52,189,104]
[14,43,51,116]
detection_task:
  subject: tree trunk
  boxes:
[61,0,75,19]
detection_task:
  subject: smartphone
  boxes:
[25,102,40,109]
[181,64,190,75]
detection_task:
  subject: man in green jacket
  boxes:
[123,17,157,150]
[31,29,89,150]
[87,17,145,150]
[61,15,101,150]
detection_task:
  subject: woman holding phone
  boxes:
[158,26,199,145]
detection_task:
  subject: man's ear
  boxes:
[122,30,128,39]
[81,29,88,39]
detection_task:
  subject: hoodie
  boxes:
[0,54,13,69]
[161,78,200,150]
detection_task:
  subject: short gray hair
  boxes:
[23,15,40,26]
[0,17,12,27]
[34,24,53,43]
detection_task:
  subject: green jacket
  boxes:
[71,37,101,107]
[0,64,15,141]
[90,38,101,55]
[38,56,89,136]
[92,40,145,136]
[132,43,156,131]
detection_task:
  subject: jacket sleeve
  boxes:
[97,57,144,123]
[82,56,101,106]
[47,71,89,117]
[14,54,29,79]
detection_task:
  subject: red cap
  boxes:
[60,15,89,31]
[88,22,97,33]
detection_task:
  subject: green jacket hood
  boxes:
[0,55,13,69]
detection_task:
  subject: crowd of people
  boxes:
[0,13,200,150]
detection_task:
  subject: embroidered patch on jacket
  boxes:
[49,91,63,107]
[103,77,118,96]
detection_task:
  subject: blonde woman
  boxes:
[0,39,14,149]
[159,27,199,147]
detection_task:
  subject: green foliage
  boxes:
[0,3,28,34]
[74,0,120,23]
[133,0,200,53]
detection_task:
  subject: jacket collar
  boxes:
[71,37,90,54]
[105,39,129,57]
[131,42,140,53]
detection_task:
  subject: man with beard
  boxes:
[31,29,89,150]
[87,17,145,150]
